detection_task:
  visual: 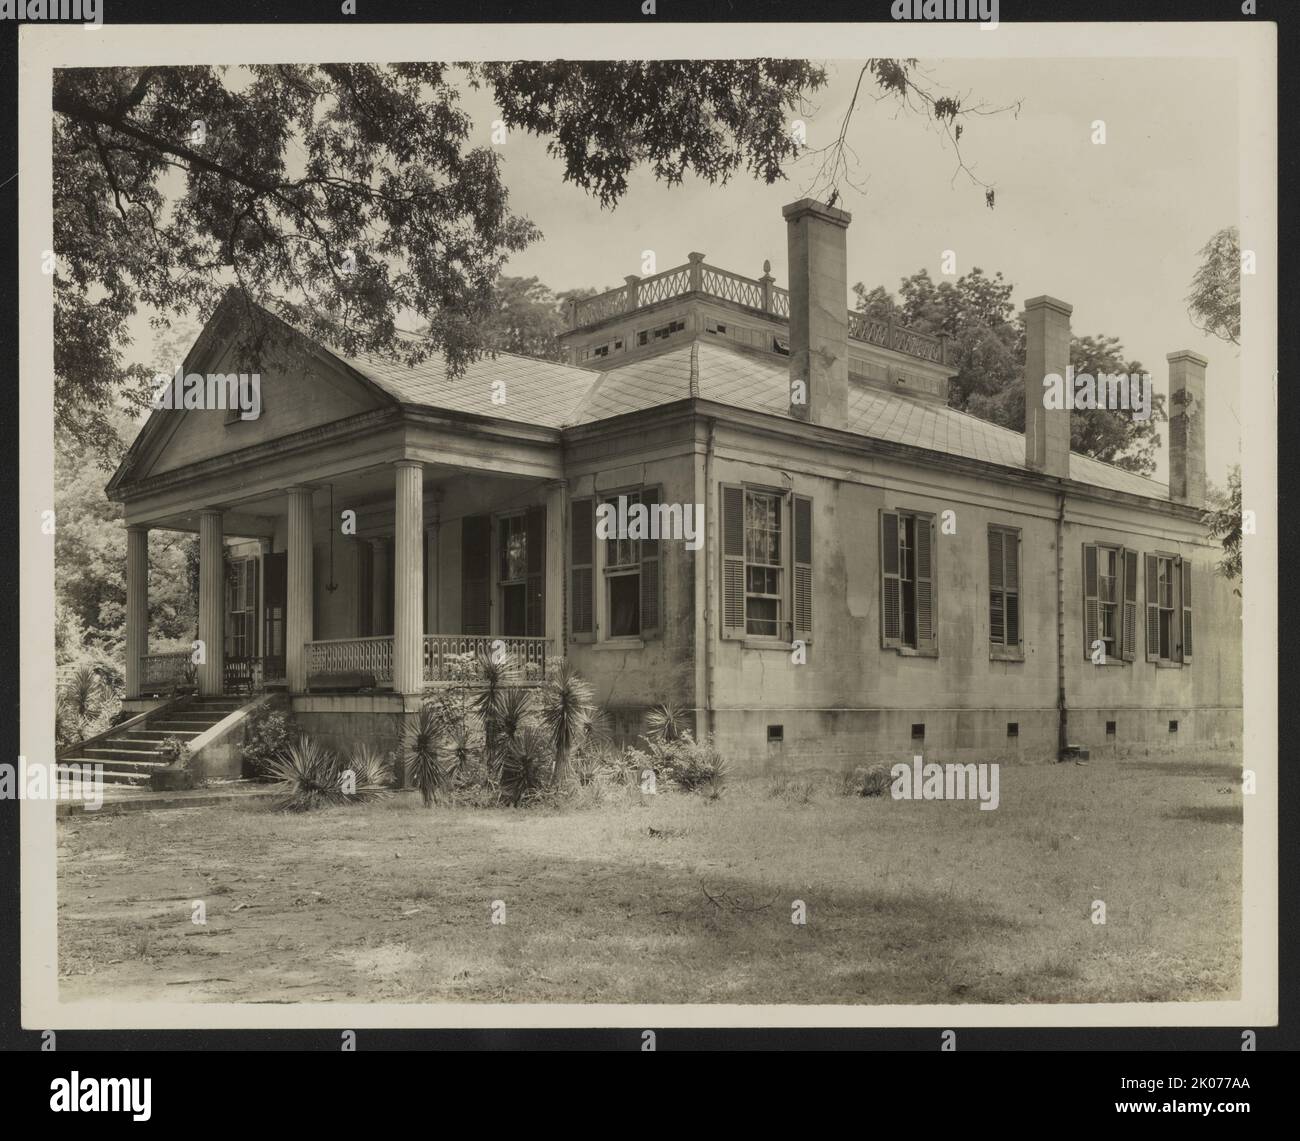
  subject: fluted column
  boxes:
[393,461,425,695]
[197,509,224,696]
[286,486,314,693]
[124,525,149,699]
[370,538,389,636]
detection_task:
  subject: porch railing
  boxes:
[302,635,554,690]
[424,635,551,684]
[305,636,394,688]
[567,257,944,365]
[139,651,192,691]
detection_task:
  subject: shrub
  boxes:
[842,764,893,798]
[403,705,448,807]
[157,734,206,787]
[241,708,296,780]
[653,732,729,796]
[265,735,386,812]
[339,740,393,793]
[55,664,120,747]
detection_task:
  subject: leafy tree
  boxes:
[53,61,830,461]
[854,267,1165,474]
[1186,226,1240,346]
[1202,465,1242,592]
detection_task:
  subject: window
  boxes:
[744,490,783,636]
[1083,544,1138,662]
[603,489,644,638]
[498,514,528,638]
[637,318,686,347]
[1168,720,1179,733]
[1007,722,1019,738]
[1145,554,1192,665]
[881,509,936,654]
[224,557,257,659]
[911,723,925,741]
[767,725,784,743]
[720,485,812,643]
[1106,720,1117,736]
[988,526,1022,656]
[570,488,661,643]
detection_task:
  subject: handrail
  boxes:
[567,258,944,365]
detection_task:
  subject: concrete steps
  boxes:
[59,698,250,788]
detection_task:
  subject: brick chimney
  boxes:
[783,198,851,428]
[1023,295,1073,478]
[1167,350,1207,505]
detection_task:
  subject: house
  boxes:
[103,197,1241,773]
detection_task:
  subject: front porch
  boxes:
[123,455,566,701]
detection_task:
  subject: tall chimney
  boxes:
[1023,295,1073,478]
[783,198,851,428]
[1167,350,1207,505]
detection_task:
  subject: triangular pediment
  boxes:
[109,291,394,493]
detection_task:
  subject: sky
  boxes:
[131,56,1242,486]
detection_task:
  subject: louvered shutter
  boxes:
[525,505,545,638]
[1083,544,1099,659]
[720,484,745,640]
[915,513,937,653]
[1144,553,1160,662]
[988,528,1005,644]
[570,497,594,642]
[640,487,661,638]
[880,510,902,648]
[793,495,813,643]
[1005,530,1020,646]
[461,515,491,636]
[1180,557,1192,664]
[1121,547,1138,661]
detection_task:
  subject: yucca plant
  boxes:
[56,664,107,745]
[265,735,347,812]
[539,661,595,786]
[472,648,516,776]
[403,704,448,807]
[499,724,552,806]
[439,721,475,788]
[644,700,688,747]
[339,740,393,798]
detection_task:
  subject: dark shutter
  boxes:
[1083,544,1099,659]
[881,510,902,648]
[720,484,745,640]
[461,515,491,636]
[640,487,661,638]
[570,497,594,642]
[1005,529,1020,646]
[915,513,936,653]
[793,495,813,643]
[1144,553,1160,662]
[988,528,1005,644]
[1121,547,1138,662]
[1180,557,1193,664]
[525,505,545,639]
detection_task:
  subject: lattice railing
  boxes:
[140,652,191,689]
[568,259,943,364]
[423,635,551,684]
[306,636,393,685]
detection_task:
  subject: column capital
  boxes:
[126,523,150,535]
[285,483,315,495]
[198,506,225,518]
[393,459,424,471]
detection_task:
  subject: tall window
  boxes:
[988,526,1021,652]
[1083,543,1138,663]
[498,514,527,637]
[225,558,256,659]
[1097,546,1120,659]
[744,490,783,636]
[603,490,643,638]
[880,509,936,653]
[1155,556,1175,660]
[1144,552,1190,665]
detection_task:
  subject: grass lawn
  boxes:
[57,758,1241,1005]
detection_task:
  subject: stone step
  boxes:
[60,756,169,775]
[121,728,203,742]
[58,766,150,786]
[82,746,168,762]
[150,719,224,732]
